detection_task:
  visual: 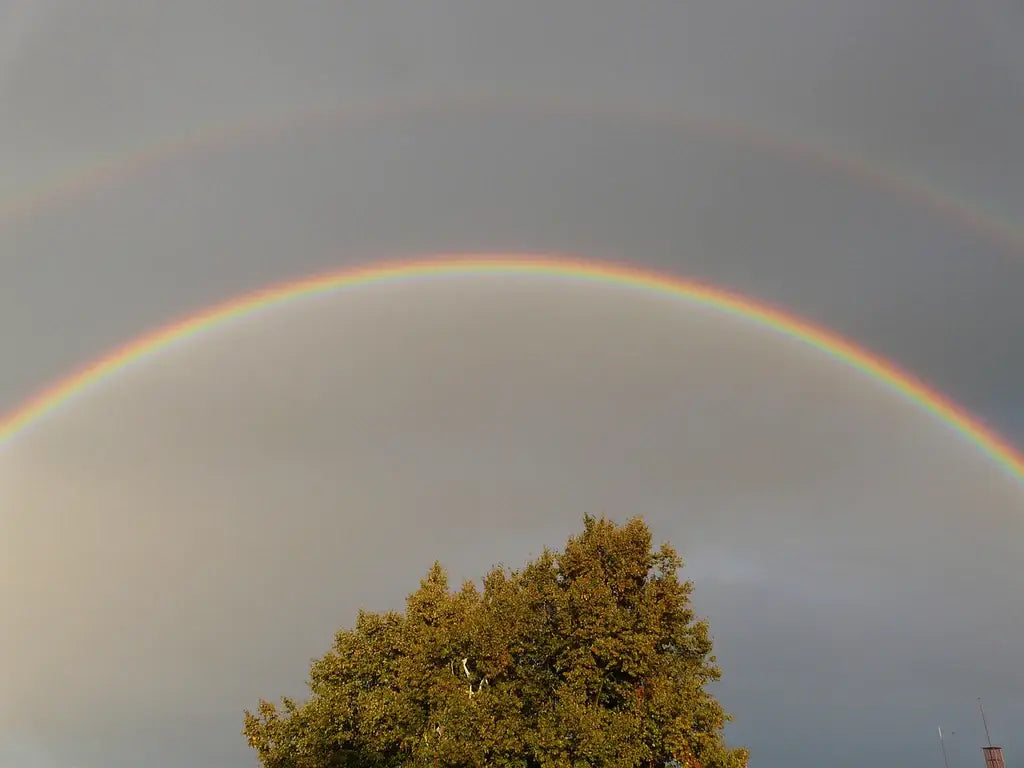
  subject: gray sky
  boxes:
[1,2,1023,767]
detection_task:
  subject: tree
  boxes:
[243,515,749,768]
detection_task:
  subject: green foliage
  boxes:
[243,515,749,768]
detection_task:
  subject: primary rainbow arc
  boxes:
[1,255,1022,488]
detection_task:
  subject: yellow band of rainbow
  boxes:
[2,255,1022,487]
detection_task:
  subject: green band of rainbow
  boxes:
[2,255,1022,488]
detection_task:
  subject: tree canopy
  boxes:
[243,515,749,768]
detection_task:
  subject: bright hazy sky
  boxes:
[1,3,1023,767]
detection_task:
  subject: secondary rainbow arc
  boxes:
[1,255,1022,489]
[2,94,1021,261]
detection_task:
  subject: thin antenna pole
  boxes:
[939,727,952,768]
[978,698,993,747]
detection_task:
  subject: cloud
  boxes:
[0,0,55,97]
[1,3,1023,766]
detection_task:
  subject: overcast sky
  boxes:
[1,2,1023,767]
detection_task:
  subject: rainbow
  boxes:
[1,255,1023,489]
[2,94,1022,259]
